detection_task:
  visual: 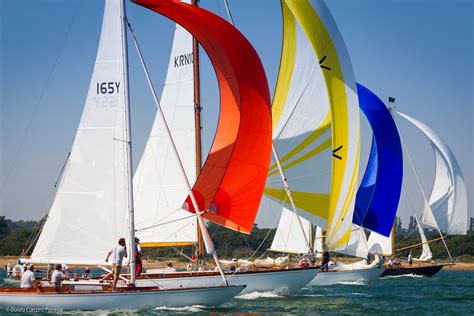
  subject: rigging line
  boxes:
[54,152,71,187]
[0,0,83,197]
[247,194,288,261]
[135,211,203,232]
[223,0,235,26]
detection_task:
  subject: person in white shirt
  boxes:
[20,265,42,292]
[51,264,65,288]
[103,237,127,291]
[408,251,413,266]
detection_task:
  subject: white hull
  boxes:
[0,285,244,310]
[65,268,318,296]
[307,266,384,286]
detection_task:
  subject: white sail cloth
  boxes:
[416,217,433,261]
[335,224,369,259]
[133,1,198,246]
[397,112,467,235]
[270,208,311,254]
[31,0,130,264]
[368,231,392,256]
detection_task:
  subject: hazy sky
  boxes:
[1,0,472,230]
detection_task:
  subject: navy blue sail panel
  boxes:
[353,84,403,237]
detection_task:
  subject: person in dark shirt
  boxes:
[321,245,330,272]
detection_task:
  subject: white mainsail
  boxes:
[133,0,198,247]
[397,112,467,235]
[31,0,129,265]
[265,0,360,253]
[270,208,311,254]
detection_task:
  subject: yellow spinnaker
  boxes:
[267,0,360,251]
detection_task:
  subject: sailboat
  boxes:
[0,0,293,309]
[307,84,403,285]
[375,110,468,277]
[114,0,319,296]
[262,0,387,286]
[272,83,400,286]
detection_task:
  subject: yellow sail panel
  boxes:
[272,1,297,131]
[284,0,360,250]
[262,0,333,230]
[264,188,330,220]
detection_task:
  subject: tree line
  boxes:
[0,216,472,262]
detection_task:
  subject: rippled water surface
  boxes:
[1,269,473,315]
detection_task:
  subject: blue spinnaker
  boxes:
[353,84,403,237]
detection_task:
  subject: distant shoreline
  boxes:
[1,256,473,271]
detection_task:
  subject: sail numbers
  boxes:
[94,82,121,108]
[96,82,121,94]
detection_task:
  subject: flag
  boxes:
[388,97,396,103]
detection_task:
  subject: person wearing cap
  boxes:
[20,264,42,292]
[103,237,127,291]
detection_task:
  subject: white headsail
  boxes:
[414,216,432,261]
[133,0,198,247]
[368,231,392,256]
[31,0,129,264]
[336,225,369,259]
[397,112,467,235]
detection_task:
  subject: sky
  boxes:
[0,0,473,230]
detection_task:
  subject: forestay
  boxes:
[265,0,360,251]
[397,112,467,235]
[31,0,129,264]
[134,0,198,247]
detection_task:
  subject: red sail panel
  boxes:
[134,0,272,233]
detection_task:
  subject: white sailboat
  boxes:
[378,110,467,277]
[0,0,248,309]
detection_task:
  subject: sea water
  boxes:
[0,269,473,314]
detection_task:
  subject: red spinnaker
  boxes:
[134,0,272,233]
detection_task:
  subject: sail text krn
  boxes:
[174,53,193,68]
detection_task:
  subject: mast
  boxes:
[121,0,136,284]
[191,0,204,268]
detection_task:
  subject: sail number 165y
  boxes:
[96,82,121,94]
